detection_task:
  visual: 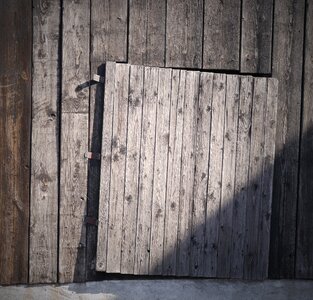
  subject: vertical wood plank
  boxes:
[29,0,60,283]
[203,74,226,277]
[59,0,90,283]
[149,68,172,275]
[134,67,159,274]
[163,70,186,275]
[129,0,166,66]
[120,65,144,274]
[106,64,130,273]
[217,75,240,278]
[190,72,213,277]
[241,0,273,74]
[166,0,203,68]
[243,78,267,280]
[230,76,253,278]
[96,62,116,272]
[176,71,199,276]
[297,0,313,279]
[0,0,31,285]
[203,0,241,70]
[269,0,305,279]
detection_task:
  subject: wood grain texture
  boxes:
[0,0,31,285]
[241,0,273,74]
[297,0,313,279]
[163,70,186,275]
[29,0,60,284]
[59,0,90,283]
[166,0,203,68]
[203,0,241,70]
[129,0,166,66]
[269,0,305,279]
[149,68,172,275]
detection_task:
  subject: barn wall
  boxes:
[0,0,312,284]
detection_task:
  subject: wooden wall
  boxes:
[0,0,312,284]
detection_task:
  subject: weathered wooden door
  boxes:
[96,62,278,279]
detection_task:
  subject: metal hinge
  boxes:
[93,74,105,83]
[84,152,101,160]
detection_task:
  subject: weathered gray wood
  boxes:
[106,64,130,273]
[59,0,90,283]
[203,0,241,70]
[241,0,273,74]
[204,74,226,277]
[297,0,313,279]
[258,78,278,279]
[129,0,166,66]
[96,62,116,272]
[120,65,144,274]
[163,70,186,275]
[190,72,213,277]
[166,0,203,68]
[149,68,172,275]
[217,75,240,278]
[230,76,253,278]
[134,67,159,274]
[269,0,305,279]
[176,71,199,276]
[29,0,60,284]
[243,78,267,280]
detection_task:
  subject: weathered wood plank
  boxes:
[129,0,166,66]
[230,76,253,278]
[203,0,241,70]
[163,70,186,275]
[297,0,313,279]
[176,71,199,276]
[0,0,31,285]
[166,0,203,68]
[241,0,273,74]
[29,0,60,284]
[217,75,240,278]
[269,0,305,279]
[203,74,226,277]
[190,72,213,277]
[59,0,90,283]
[243,78,267,280]
[120,65,144,274]
[134,67,159,274]
[96,62,116,272]
[106,64,130,273]
[149,68,172,275]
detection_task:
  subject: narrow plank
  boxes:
[87,0,127,279]
[163,70,186,275]
[120,65,144,274]
[243,78,267,280]
[129,0,166,66]
[190,72,213,277]
[176,71,199,276]
[0,0,31,285]
[29,0,60,283]
[241,0,273,73]
[106,64,130,273]
[258,78,278,279]
[230,76,253,278]
[166,0,203,68]
[59,0,90,283]
[217,75,240,278]
[203,0,241,70]
[203,74,226,277]
[134,67,159,274]
[96,62,116,272]
[269,0,305,279]
[297,0,313,279]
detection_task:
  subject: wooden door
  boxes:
[96,62,278,279]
